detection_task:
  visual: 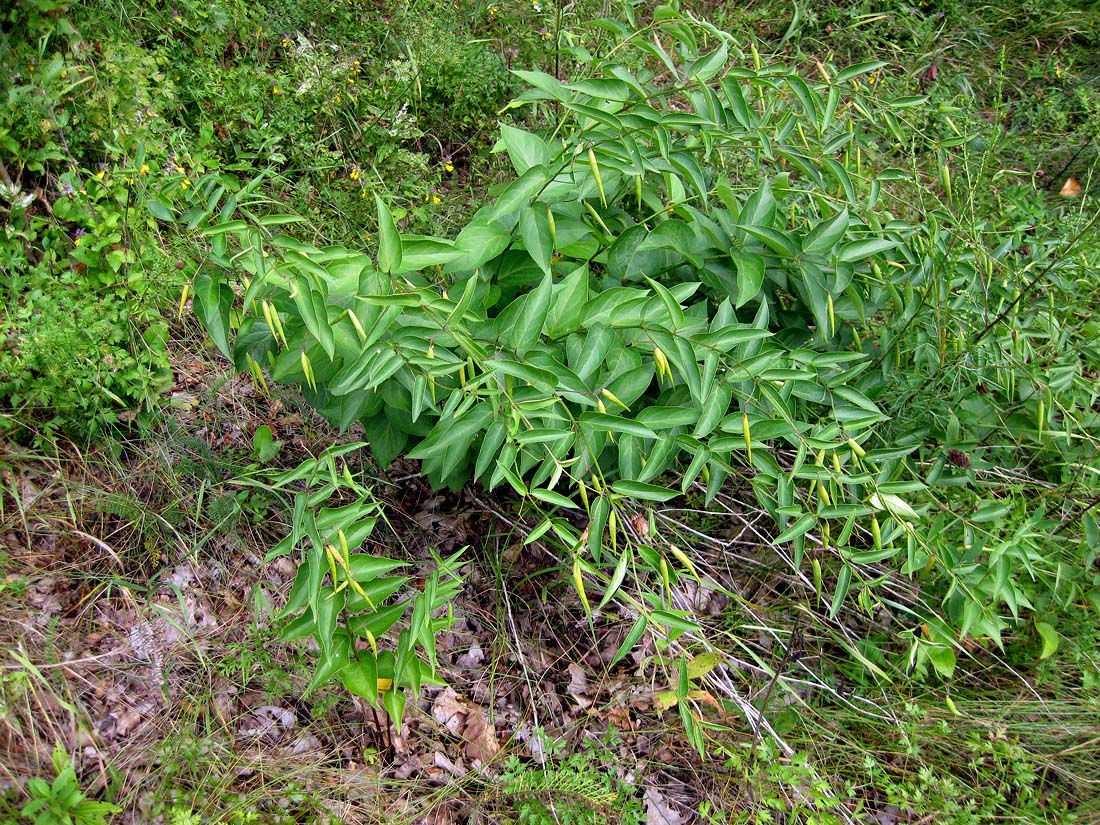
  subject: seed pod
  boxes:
[588,146,606,207]
[742,412,752,464]
[653,346,670,383]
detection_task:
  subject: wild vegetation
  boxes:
[1,0,1098,822]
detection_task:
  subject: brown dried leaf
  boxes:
[461,707,499,763]
[1060,177,1082,197]
[644,785,689,825]
[431,687,468,735]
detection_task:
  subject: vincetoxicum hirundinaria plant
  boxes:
[194,6,979,684]
[244,443,464,729]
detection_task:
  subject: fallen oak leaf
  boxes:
[461,706,500,763]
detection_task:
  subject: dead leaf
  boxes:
[462,707,499,763]
[567,662,592,708]
[431,688,467,735]
[431,688,499,763]
[456,642,484,669]
[644,784,688,825]
[1060,177,1082,197]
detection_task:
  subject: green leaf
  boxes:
[570,77,636,101]
[650,609,702,634]
[375,194,402,274]
[869,493,919,522]
[486,359,558,391]
[399,236,462,269]
[292,280,336,360]
[688,42,728,82]
[774,513,816,544]
[499,123,551,175]
[492,165,550,224]
[518,201,553,275]
[828,564,852,619]
[446,219,512,271]
[635,406,699,429]
[839,237,898,263]
[508,272,553,357]
[610,614,648,666]
[802,208,850,256]
[611,480,679,501]
[341,650,380,705]
[926,644,956,679]
[834,60,887,85]
[192,271,234,358]
[512,68,571,101]
[740,224,798,257]
[579,412,658,440]
[1035,621,1059,659]
[738,180,776,228]
[148,199,175,222]
[545,263,590,338]
[731,248,765,308]
[531,488,577,508]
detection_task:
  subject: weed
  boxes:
[17,743,120,825]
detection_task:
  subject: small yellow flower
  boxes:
[444,161,454,173]
[180,179,191,190]
[488,4,497,14]
[272,86,281,95]
[60,70,68,79]
[95,170,105,180]
[139,164,150,175]
[432,194,441,204]
[174,164,185,174]
[74,236,82,246]
[349,167,360,181]
[335,94,342,104]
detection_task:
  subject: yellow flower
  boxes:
[174,164,185,174]
[272,86,281,95]
[139,164,150,175]
[74,236,82,246]
[60,70,68,79]
[444,161,454,172]
[335,94,342,104]
[349,167,360,181]
[180,179,191,190]
[95,170,105,180]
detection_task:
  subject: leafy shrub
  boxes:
[0,2,186,438]
[195,10,934,653]
[194,4,1099,677]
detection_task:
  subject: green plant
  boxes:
[192,7,955,663]
[243,443,465,732]
[498,733,645,824]
[20,743,121,825]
